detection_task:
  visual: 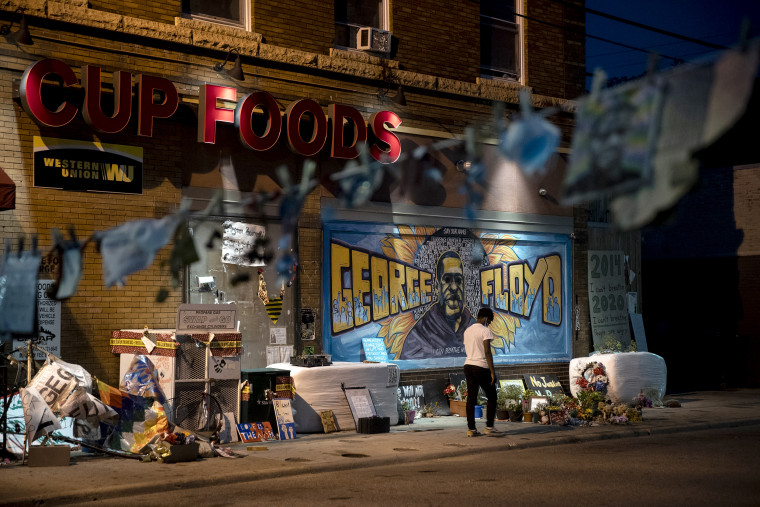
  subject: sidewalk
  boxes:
[2,389,759,505]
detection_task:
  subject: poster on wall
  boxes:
[587,250,630,349]
[323,222,572,370]
[13,280,61,360]
[221,221,267,267]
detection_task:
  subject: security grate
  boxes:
[170,381,223,433]
[210,379,239,417]
[176,340,206,380]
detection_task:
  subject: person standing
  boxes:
[463,307,498,436]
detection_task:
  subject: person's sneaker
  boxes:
[467,429,480,437]
[484,427,500,435]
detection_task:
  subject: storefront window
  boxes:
[480,0,521,81]
[182,0,250,30]
[334,0,389,52]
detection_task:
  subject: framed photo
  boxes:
[529,396,548,412]
[499,379,525,393]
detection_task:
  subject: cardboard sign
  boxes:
[278,422,297,440]
[237,423,261,443]
[362,338,389,362]
[320,410,338,433]
[273,399,295,439]
[523,374,564,397]
[258,422,276,441]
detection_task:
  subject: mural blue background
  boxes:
[323,220,572,369]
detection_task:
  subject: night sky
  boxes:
[584,0,760,89]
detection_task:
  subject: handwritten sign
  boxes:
[362,338,389,362]
[221,220,266,266]
[523,374,564,397]
[176,304,237,332]
[397,384,424,411]
[273,399,294,424]
[588,250,631,349]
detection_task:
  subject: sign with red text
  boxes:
[20,59,402,164]
[33,137,143,194]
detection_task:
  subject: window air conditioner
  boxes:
[356,26,391,54]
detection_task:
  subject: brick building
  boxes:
[0,0,592,396]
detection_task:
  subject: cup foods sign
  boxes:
[19,59,402,163]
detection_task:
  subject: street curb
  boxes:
[13,417,760,506]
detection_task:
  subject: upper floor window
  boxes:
[480,0,521,81]
[182,0,251,30]
[335,0,390,55]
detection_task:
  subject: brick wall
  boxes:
[297,186,325,352]
[89,0,180,25]
[254,0,334,55]
[0,45,184,383]
[734,164,760,257]
[400,362,571,395]
[391,0,480,82]
[525,0,586,99]
[0,1,587,384]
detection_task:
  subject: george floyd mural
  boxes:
[323,222,572,370]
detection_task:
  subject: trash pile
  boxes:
[1,345,244,464]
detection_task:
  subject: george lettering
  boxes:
[331,240,563,332]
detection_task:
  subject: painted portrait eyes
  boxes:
[442,274,463,285]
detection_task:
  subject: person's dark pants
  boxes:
[464,364,497,430]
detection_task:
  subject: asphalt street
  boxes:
[1,389,759,506]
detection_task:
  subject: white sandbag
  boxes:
[268,362,400,433]
[569,352,667,403]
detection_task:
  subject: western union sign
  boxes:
[33,136,143,194]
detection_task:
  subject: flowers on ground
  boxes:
[574,361,609,394]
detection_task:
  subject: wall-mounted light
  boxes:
[1,8,33,46]
[456,160,472,173]
[537,187,559,204]
[213,48,244,81]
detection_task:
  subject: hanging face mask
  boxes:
[330,143,384,208]
[499,89,560,175]
[0,237,42,335]
[96,213,183,287]
[47,227,84,300]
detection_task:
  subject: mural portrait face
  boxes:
[436,251,465,329]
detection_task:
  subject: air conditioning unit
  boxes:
[356,26,391,54]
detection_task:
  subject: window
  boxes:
[480,0,521,81]
[182,0,250,30]
[335,0,389,51]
